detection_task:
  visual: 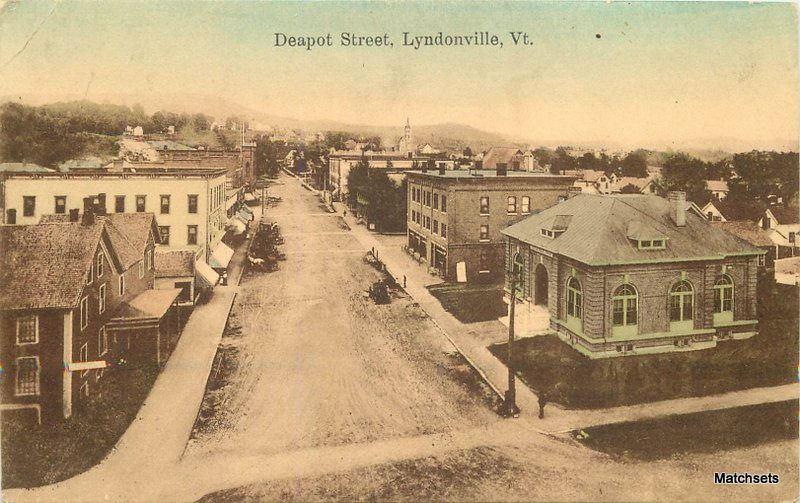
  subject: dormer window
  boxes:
[637,239,666,250]
[540,214,571,239]
[541,228,554,238]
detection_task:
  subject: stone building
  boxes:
[406,166,576,283]
[502,192,763,358]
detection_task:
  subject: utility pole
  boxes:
[504,252,521,418]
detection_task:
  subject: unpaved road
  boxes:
[186,176,497,459]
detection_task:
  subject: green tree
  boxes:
[620,152,647,177]
[550,146,575,175]
[658,152,710,203]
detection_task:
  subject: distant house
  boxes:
[502,192,762,358]
[133,126,144,137]
[418,143,440,155]
[594,172,618,194]
[0,211,181,424]
[711,220,775,271]
[706,180,729,200]
[702,200,728,222]
[482,147,524,171]
[758,203,800,258]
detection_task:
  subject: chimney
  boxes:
[81,197,95,226]
[668,191,686,227]
[69,208,80,222]
[96,193,107,215]
[496,162,507,177]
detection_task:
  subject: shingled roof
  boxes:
[40,213,158,271]
[502,194,762,266]
[0,222,122,311]
[710,221,774,248]
[155,249,195,278]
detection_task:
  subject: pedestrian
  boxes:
[343,209,347,218]
[538,390,548,419]
[403,275,407,288]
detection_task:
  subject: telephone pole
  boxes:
[503,252,521,417]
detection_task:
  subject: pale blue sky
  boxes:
[0,1,797,149]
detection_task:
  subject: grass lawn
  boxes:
[489,282,798,409]
[428,283,507,323]
[1,363,158,489]
[573,400,799,461]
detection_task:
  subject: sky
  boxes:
[0,0,797,150]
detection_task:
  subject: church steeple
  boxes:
[400,117,413,153]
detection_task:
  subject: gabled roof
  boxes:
[768,205,799,225]
[579,169,605,183]
[482,147,523,168]
[710,221,774,247]
[0,222,123,311]
[40,213,158,271]
[502,194,761,266]
[155,249,195,278]
[706,180,729,193]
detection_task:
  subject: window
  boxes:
[541,228,554,238]
[6,209,16,224]
[119,275,125,296]
[159,226,170,245]
[758,254,766,267]
[99,284,106,314]
[97,252,104,277]
[54,196,67,214]
[136,195,146,213]
[433,220,439,235]
[566,277,582,320]
[669,280,694,322]
[15,357,39,396]
[441,195,447,213]
[507,196,517,214]
[80,343,89,377]
[187,225,198,245]
[16,315,38,345]
[480,196,489,215]
[80,296,89,329]
[479,224,489,241]
[138,259,145,278]
[521,196,531,214]
[86,263,93,285]
[790,232,797,244]
[160,195,170,214]
[713,274,734,313]
[23,196,36,217]
[188,194,198,214]
[98,327,108,356]
[612,284,638,327]
[115,195,125,213]
[441,223,447,238]
[638,239,666,250]
[433,193,439,210]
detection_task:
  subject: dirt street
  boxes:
[186,177,497,459]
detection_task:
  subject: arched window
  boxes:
[713,274,734,313]
[612,284,637,326]
[669,280,694,322]
[566,277,582,320]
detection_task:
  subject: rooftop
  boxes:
[0,222,116,310]
[406,169,575,180]
[0,162,54,173]
[710,220,774,247]
[155,249,196,278]
[502,194,762,266]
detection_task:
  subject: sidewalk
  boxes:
[331,196,799,433]
[4,227,254,502]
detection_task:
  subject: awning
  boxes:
[235,213,250,225]
[225,218,247,235]
[208,242,235,269]
[196,260,219,288]
[106,288,182,330]
[240,205,254,217]
[245,192,259,202]
[237,209,253,222]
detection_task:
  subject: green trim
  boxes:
[712,311,734,326]
[553,317,716,343]
[714,318,758,328]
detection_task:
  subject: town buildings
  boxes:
[405,166,576,283]
[0,210,182,424]
[1,166,229,263]
[501,191,763,358]
[758,203,799,258]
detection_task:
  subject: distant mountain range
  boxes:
[1,92,795,155]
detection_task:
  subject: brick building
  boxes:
[405,167,576,283]
[502,192,763,358]
[0,210,181,423]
